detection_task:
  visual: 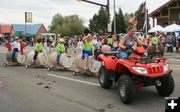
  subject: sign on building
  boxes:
[25,12,32,22]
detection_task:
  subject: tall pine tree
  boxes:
[89,7,107,33]
[112,8,127,33]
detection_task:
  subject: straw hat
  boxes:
[15,36,19,40]
[19,39,22,42]
[60,38,64,42]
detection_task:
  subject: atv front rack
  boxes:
[126,57,166,64]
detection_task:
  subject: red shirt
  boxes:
[6,42,12,52]
[20,42,25,55]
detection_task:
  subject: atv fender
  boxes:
[115,59,134,74]
[98,54,118,70]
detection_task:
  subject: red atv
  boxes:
[98,46,174,104]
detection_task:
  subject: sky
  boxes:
[0,0,170,30]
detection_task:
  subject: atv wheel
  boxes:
[156,73,174,97]
[118,75,135,104]
[98,66,113,89]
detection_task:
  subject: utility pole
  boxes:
[77,0,110,32]
[113,0,116,37]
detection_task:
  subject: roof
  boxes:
[12,24,42,34]
[0,24,12,33]
[149,0,175,17]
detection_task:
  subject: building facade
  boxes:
[149,0,180,27]
[10,24,48,41]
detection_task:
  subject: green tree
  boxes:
[112,8,127,34]
[49,14,85,36]
[89,7,107,32]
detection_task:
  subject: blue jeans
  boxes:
[93,45,98,50]
[56,52,62,63]
[33,51,39,61]
[11,48,18,62]
[177,40,180,49]
[118,50,129,59]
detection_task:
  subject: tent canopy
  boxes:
[162,24,180,32]
[148,25,163,33]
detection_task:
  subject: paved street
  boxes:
[0,46,180,112]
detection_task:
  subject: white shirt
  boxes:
[77,41,84,49]
[92,39,97,45]
[11,41,20,51]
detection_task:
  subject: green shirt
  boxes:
[107,38,113,45]
[152,37,158,45]
[34,43,43,51]
[56,43,65,52]
[83,40,94,51]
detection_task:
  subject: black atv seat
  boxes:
[102,51,118,56]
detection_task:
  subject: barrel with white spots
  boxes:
[49,52,73,68]
[74,54,101,74]
[6,52,27,64]
[27,51,48,66]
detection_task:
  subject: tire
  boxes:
[118,75,135,104]
[72,72,76,76]
[25,65,29,69]
[47,67,51,71]
[3,63,7,67]
[98,66,113,89]
[156,73,174,97]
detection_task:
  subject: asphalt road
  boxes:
[0,47,180,112]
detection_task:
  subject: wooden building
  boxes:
[149,0,180,27]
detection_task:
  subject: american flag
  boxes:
[128,15,134,23]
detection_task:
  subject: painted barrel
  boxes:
[67,47,82,57]
[94,49,101,60]
[27,51,49,66]
[6,52,26,64]
[74,54,101,74]
[49,52,73,68]
[147,44,164,57]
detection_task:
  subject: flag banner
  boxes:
[128,16,134,23]
[141,2,146,14]
[143,14,146,30]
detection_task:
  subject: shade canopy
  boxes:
[148,25,164,33]
[162,24,180,32]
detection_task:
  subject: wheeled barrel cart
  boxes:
[72,54,101,76]
[25,51,49,69]
[47,52,74,71]
[3,52,27,67]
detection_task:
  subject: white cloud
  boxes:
[0,0,169,29]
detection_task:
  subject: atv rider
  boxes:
[118,26,146,59]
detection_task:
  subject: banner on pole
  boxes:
[25,12,32,22]
[108,23,112,32]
